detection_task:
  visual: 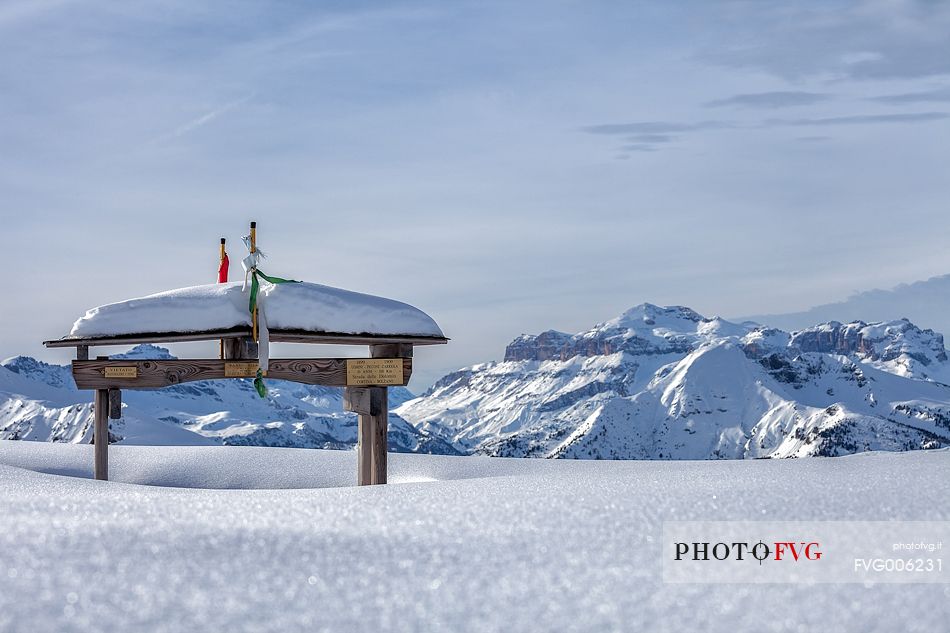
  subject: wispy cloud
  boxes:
[764,112,949,126]
[169,94,255,139]
[583,121,730,154]
[585,112,947,137]
[705,91,830,109]
[700,2,950,81]
[626,133,675,144]
[0,0,78,28]
[143,94,256,147]
[582,120,731,135]
[584,110,948,156]
[869,87,950,104]
[620,143,658,152]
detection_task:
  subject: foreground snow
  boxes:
[0,442,947,632]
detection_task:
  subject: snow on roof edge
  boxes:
[61,281,445,341]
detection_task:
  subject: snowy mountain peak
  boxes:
[789,318,947,378]
[112,344,178,360]
[505,304,747,362]
[398,305,950,459]
[0,347,458,455]
[2,355,75,390]
[3,355,57,374]
[610,303,705,328]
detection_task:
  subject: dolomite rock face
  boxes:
[505,330,574,362]
[397,305,950,459]
[789,319,947,366]
[504,304,705,362]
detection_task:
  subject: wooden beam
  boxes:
[71,358,413,390]
[76,345,89,361]
[93,389,109,481]
[270,332,445,347]
[45,328,447,349]
[44,327,251,348]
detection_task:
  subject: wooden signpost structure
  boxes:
[43,223,447,486]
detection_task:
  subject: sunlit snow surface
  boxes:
[0,441,947,632]
[67,280,443,338]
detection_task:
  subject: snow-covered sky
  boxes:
[5,0,950,386]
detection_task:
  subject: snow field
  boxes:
[0,441,947,632]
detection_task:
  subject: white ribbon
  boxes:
[240,234,271,371]
[257,290,270,372]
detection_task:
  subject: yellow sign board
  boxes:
[103,366,138,378]
[346,358,404,386]
[224,362,260,378]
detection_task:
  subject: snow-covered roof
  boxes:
[46,281,445,345]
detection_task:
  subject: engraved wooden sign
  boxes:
[224,362,260,377]
[73,357,410,389]
[103,366,137,378]
[346,358,404,386]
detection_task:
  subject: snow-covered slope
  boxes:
[0,441,947,632]
[0,345,458,455]
[397,304,950,459]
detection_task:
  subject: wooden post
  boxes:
[223,337,258,360]
[371,343,413,360]
[250,221,258,342]
[361,344,410,485]
[93,388,109,481]
[358,404,375,486]
[372,387,388,484]
[108,388,122,419]
[219,237,227,359]
[344,386,385,485]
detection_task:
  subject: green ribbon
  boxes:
[254,369,267,398]
[248,268,299,398]
[248,269,299,314]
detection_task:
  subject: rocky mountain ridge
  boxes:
[0,345,458,454]
[396,304,950,459]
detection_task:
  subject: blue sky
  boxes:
[4,0,950,387]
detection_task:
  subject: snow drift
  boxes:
[0,441,946,632]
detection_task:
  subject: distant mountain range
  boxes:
[0,344,458,455]
[396,304,950,459]
[739,273,950,334]
[6,297,950,460]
